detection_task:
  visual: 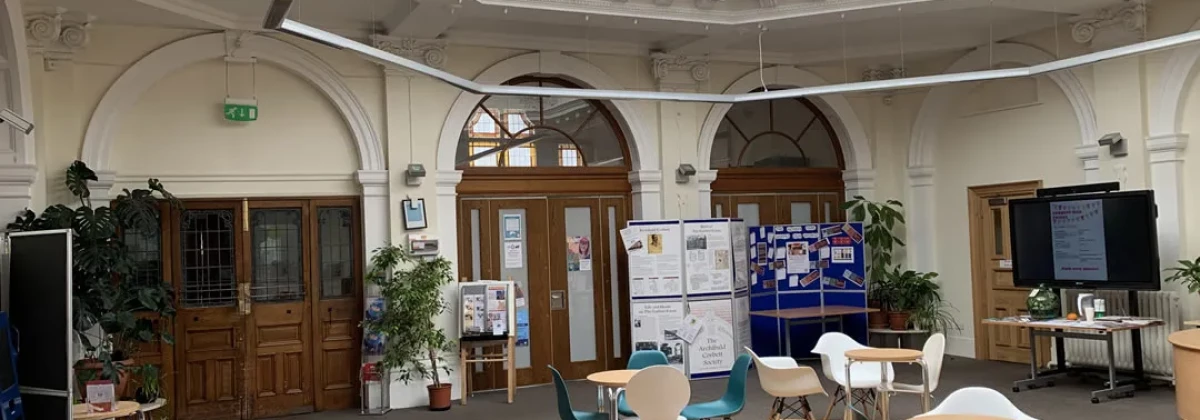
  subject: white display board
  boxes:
[622,222,684,298]
[631,301,686,371]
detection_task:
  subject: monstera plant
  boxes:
[7,161,180,396]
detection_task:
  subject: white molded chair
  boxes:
[746,347,825,420]
[624,366,691,420]
[885,333,946,397]
[811,332,894,419]
[915,387,1038,420]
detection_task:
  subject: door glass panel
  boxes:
[125,226,162,286]
[992,208,1004,256]
[824,201,833,222]
[714,203,724,218]
[498,208,531,369]
[180,210,237,307]
[565,206,596,362]
[790,202,813,224]
[318,207,353,298]
[607,206,621,358]
[471,208,482,280]
[250,209,304,302]
[737,203,760,227]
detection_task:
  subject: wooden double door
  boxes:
[457,196,630,389]
[165,198,362,419]
[712,192,844,226]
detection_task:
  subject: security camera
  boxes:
[0,109,33,135]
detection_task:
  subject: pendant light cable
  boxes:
[758,27,768,92]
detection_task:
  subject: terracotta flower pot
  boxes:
[868,310,889,329]
[887,311,911,331]
[74,358,134,398]
[427,383,452,411]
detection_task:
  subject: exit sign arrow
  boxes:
[224,98,258,122]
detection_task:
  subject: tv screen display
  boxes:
[1009,190,1160,290]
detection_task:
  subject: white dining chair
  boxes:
[623,365,691,420]
[746,347,825,420]
[915,387,1038,420]
[884,333,946,399]
[811,332,894,419]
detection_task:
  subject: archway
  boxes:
[696,66,875,224]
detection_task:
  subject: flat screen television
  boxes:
[1008,190,1160,290]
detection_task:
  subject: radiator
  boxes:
[1052,290,1181,379]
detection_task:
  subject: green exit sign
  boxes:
[224,98,258,122]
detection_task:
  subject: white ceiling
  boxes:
[22,0,1132,64]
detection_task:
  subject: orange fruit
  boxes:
[1066,312,1079,321]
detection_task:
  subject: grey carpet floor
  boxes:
[285,357,1177,419]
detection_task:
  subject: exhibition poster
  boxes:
[631,301,686,371]
[732,221,750,291]
[735,295,751,352]
[1050,200,1109,281]
[683,221,733,294]
[567,236,593,272]
[622,223,684,298]
[687,299,735,376]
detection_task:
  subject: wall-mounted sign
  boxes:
[224,98,259,122]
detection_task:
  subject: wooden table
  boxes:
[72,401,140,419]
[844,348,928,420]
[982,317,1163,403]
[459,336,517,405]
[1169,329,1200,420]
[751,306,879,358]
[136,398,166,420]
[908,415,1012,420]
[587,369,640,420]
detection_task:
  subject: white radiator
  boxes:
[1053,290,1181,379]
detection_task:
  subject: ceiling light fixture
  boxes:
[264,0,1200,104]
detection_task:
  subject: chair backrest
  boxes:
[922,333,947,392]
[920,387,1038,420]
[627,350,669,370]
[810,332,867,381]
[549,366,579,420]
[722,353,752,405]
[745,347,825,398]
[625,366,691,420]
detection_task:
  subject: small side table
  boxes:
[586,369,639,420]
[136,398,166,420]
[72,401,140,420]
[845,348,929,420]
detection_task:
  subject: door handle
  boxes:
[238,283,252,315]
[550,290,566,310]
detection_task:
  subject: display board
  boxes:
[748,223,867,359]
[622,219,750,379]
[459,281,516,341]
[6,230,73,420]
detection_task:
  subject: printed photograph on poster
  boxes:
[823,277,846,289]
[632,301,686,370]
[463,294,486,333]
[773,260,785,270]
[821,225,843,237]
[763,279,776,289]
[756,243,768,265]
[504,242,524,268]
[800,270,821,287]
[686,234,708,250]
[365,298,384,321]
[516,307,530,346]
[786,242,809,274]
[621,227,645,254]
[503,214,523,240]
[843,269,865,286]
[811,239,829,250]
[842,223,863,243]
[567,236,593,272]
[817,259,830,269]
[714,249,730,270]
[661,342,684,365]
[754,265,764,275]
[832,246,854,263]
[648,233,664,255]
[363,328,385,355]
[788,274,798,288]
[678,314,703,343]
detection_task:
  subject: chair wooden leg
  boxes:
[800,396,816,420]
[822,386,843,420]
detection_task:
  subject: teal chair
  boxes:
[551,366,606,420]
[679,353,752,420]
[616,350,670,416]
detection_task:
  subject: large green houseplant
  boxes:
[843,196,906,328]
[363,244,456,411]
[885,268,960,332]
[7,161,179,396]
[1166,257,1200,295]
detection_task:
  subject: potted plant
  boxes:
[885,268,942,331]
[843,196,906,329]
[363,244,456,411]
[7,161,179,397]
[1166,257,1200,295]
[132,364,163,404]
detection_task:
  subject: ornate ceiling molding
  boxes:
[470,0,921,26]
[1070,2,1146,50]
[25,8,94,71]
[370,35,447,73]
[651,53,710,89]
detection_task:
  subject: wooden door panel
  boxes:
[548,198,608,379]
[776,194,821,225]
[729,195,777,226]
[310,201,362,411]
[178,311,243,420]
[600,198,631,369]
[314,301,357,408]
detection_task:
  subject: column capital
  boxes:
[371,35,447,76]
[88,169,116,202]
[906,166,935,187]
[695,169,718,185]
[1147,133,1188,163]
[628,170,663,194]
[356,170,389,198]
[651,53,709,92]
[26,8,93,71]
[435,170,463,196]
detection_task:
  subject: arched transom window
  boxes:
[457,77,629,169]
[711,95,843,169]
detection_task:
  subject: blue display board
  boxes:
[746,222,868,359]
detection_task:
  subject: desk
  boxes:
[72,401,139,419]
[587,369,639,420]
[751,306,878,358]
[982,317,1162,403]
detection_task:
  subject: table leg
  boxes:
[918,359,930,413]
[597,385,606,413]
[785,319,793,359]
[608,388,622,420]
[879,361,889,420]
[844,361,854,420]
[1131,329,1148,390]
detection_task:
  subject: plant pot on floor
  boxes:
[868,309,889,329]
[427,384,452,411]
[74,358,134,398]
[888,311,911,331]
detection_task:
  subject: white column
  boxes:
[432,169,462,403]
[906,166,936,272]
[629,170,663,220]
[0,165,37,220]
[1146,133,1197,319]
[1075,145,1102,183]
[695,169,717,218]
[356,170,390,255]
[87,170,116,207]
[843,169,877,201]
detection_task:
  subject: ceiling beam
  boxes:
[383,0,459,38]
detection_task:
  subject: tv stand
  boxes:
[1037,289,1151,403]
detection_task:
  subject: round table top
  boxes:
[909,415,1013,420]
[139,398,167,411]
[846,348,924,362]
[1169,328,1200,351]
[587,369,640,387]
[73,401,140,419]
